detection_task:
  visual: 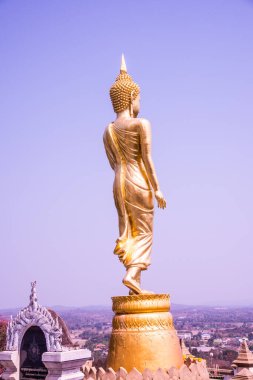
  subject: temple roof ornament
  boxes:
[233,339,253,367]
[181,339,191,356]
[233,368,253,380]
[6,281,63,352]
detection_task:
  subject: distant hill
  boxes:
[1,303,253,316]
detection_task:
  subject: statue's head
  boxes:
[110,55,140,116]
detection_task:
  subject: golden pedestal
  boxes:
[107,294,183,372]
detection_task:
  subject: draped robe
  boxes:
[103,122,154,270]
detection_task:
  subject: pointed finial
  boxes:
[120,54,127,73]
[29,280,38,310]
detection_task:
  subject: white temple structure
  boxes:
[0,282,91,380]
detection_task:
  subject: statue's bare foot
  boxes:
[129,289,154,295]
[123,275,142,295]
[140,289,155,295]
[129,289,138,295]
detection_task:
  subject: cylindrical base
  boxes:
[107,294,183,372]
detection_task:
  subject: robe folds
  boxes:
[103,122,154,270]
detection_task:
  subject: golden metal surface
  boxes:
[104,56,166,294]
[112,294,170,314]
[112,312,174,331]
[107,294,183,372]
[105,58,182,372]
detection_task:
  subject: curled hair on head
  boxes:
[110,55,140,113]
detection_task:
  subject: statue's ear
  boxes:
[130,90,135,102]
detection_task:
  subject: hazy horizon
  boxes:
[1,0,253,308]
[1,301,253,313]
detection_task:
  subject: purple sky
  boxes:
[0,0,253,308]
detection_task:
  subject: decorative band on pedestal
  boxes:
[112,294,170,314]
[112,312,173,331]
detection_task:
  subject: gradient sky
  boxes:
[0,0,253,308]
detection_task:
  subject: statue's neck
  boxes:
[116,109,131,119]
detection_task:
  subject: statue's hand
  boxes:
[155,190,166,209]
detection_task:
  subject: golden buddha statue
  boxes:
[103,55,166,295]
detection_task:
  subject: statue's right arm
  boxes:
[139,118,166,209]
[103,127,116,170]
